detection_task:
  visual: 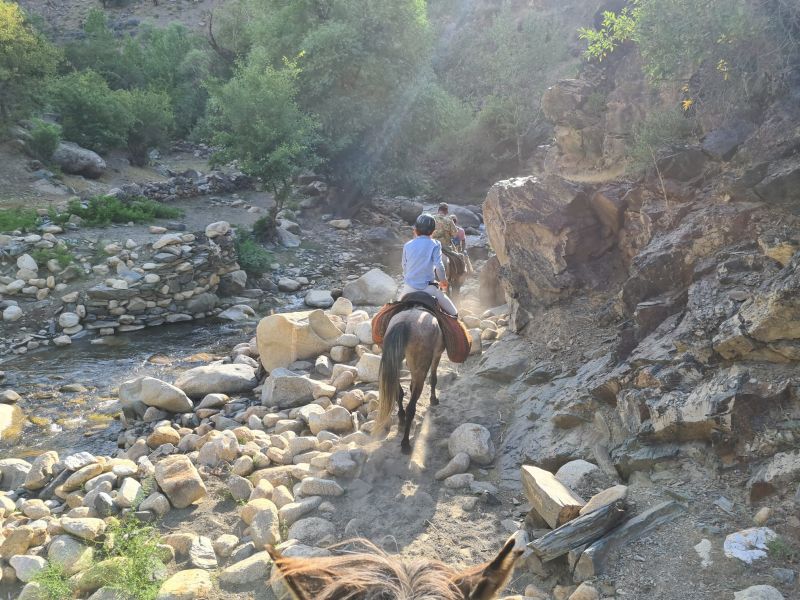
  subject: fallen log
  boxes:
[573,500,683,582]
[528,500,627,561]
[521,465,585,529]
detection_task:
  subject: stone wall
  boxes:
[109,170,252,203]
[62,230,244,337]
[0,223,249,354]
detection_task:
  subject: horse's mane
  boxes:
[270,540,483,600]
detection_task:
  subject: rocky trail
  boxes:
[2,22,800,600]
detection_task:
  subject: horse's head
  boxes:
[268,534,525,600]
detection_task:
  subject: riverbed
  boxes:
[0,319,257,459]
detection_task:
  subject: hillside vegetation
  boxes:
[3,0,799,201]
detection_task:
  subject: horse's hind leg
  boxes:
[396,385,406,427]
[429,350,443,406]
[401,375,425,454]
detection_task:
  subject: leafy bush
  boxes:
[235,231,273,275]
[0,1,60,121]
[578,0,779,85]
[251,215,274,242]
[101,517,165,600]
[627,108,697,172]
[0,208,38,232]
[578,1,641,62]
[122,89,175,166]
[30,245,75,268]
[28,118,61,161]
[47,70,132,152]
[64,196,182,226]
[32,564,72,600]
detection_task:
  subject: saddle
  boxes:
[372,292,473,363]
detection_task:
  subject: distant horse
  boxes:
[377,308,445,454]
[443,250,468,299]
[267,533,525,600]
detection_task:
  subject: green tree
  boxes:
[47,70,132,152]
[430,3,572,194]
[216,0,448,209]
[122,89,175,166]
[0,0,60,121]
[65,12,212,135]
[207,48,319,235]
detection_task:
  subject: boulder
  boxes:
[734,586,785,600]
[218,305,256,321]
[249,501,281,548]
[0,404,23,442]
[305,290,334,309]
[0,457,31,490]
[17,254,38,272]
[256,310,343,371]
[3,305,23,321]
[156,569,213,600]
[261,369,318,408]
[218,270,247,296]
[185,293,219,314]
[331,297,353,317]
[218,551,271,585]
[205,221,230,239]
[288,517,336,546]
[58,312,80,329]
[483,176,615,310]
[748,450,800,501]
[555,460,604,492]
[154,455,207,509]
[10,555,48,583]
[342,268,397,305]
[52,142,106,178]
[174,364,257,398]
[447,205,482,228]
[308,406,354,435]
[48,535,94,575]
[448,423,495,466]
[119,377,193,417]
[24,451,59,490]
[356,352,381,383]
[61,517,106,541]
[277,228,301,248]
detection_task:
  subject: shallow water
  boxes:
[0,319,257,459]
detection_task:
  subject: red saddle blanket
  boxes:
[371,292,472,363]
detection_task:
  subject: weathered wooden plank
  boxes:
[521,465,585,529]
[528,501,627,562]
[573,500,683,582]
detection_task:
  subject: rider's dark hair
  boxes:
[414,213,436,236]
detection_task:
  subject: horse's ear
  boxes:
[454,534,526,600]
[267,546,313,600]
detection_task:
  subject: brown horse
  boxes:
[377,308,445,454]
[443,250,468,299]
[267,534,525,600]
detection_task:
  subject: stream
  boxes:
[0,319,258,459]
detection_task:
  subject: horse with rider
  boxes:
[372,206,474,453]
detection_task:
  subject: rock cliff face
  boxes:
[482,41,800,498]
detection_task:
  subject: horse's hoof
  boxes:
[401,442,412,455]
[430,397,439,406]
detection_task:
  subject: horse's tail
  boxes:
[377,321,411,432]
